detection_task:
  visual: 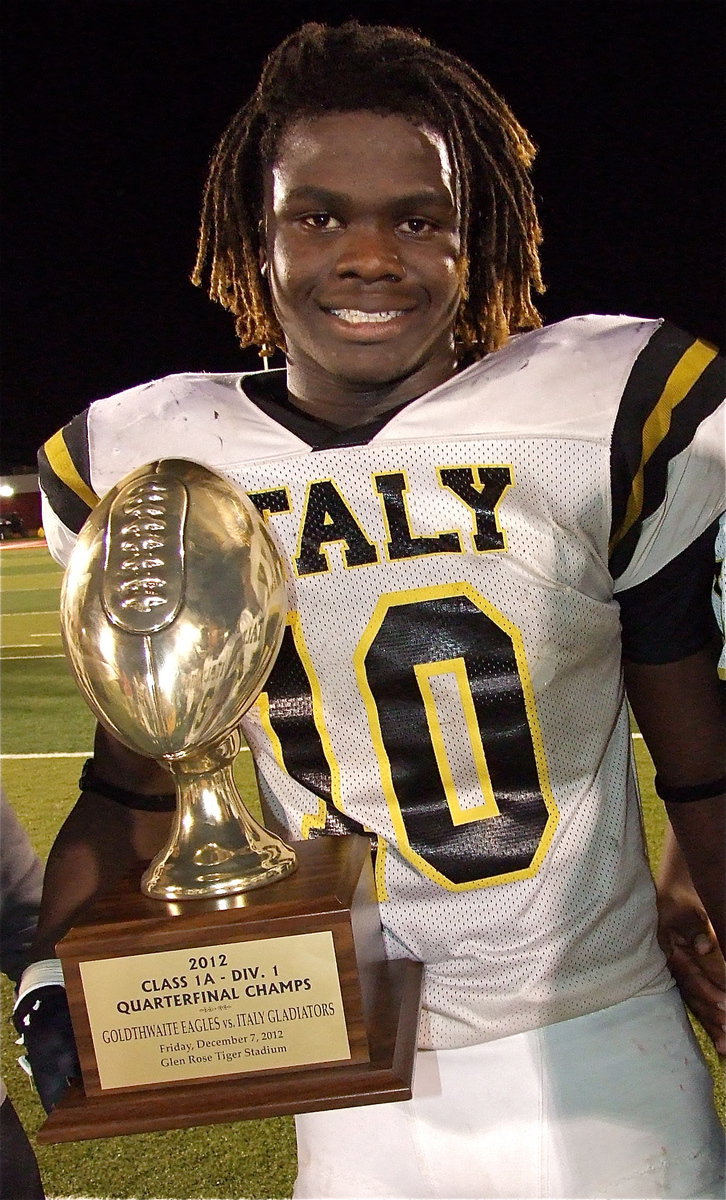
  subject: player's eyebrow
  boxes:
[279,185,349,209]
[389,190,457,215]
[279,185,456,214]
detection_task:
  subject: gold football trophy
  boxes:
[41,458,422,1145]
[59,457,295,900]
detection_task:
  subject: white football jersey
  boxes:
[39,315,725,1048]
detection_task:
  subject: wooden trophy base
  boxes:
[39,836,423,1143]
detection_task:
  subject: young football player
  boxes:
[17,21,725,1198]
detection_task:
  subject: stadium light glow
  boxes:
[0,484,15,498]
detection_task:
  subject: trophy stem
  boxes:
[140,736,297,901]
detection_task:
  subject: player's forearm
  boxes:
[29,724,176,960]
[623,650,725,947]
[28,790,174,962]
[664,794,726,955]
[656,822,704,897]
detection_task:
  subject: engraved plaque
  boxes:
[80,932,350,1090]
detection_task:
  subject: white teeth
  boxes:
[329,309,405,323]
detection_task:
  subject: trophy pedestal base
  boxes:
[38,957,422,1143]
[39,836,423,1143]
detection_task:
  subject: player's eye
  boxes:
[300,213,343,230]
[398,217,437,235]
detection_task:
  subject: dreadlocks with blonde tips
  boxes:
[191,20,545,358]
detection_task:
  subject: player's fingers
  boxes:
[656,902,713,957]
[667,951,726,1052]
[693,948,726,991]
[669,962,725,1046]
[691,931,716,955]
[668,945,726,1000]
[674,942,726,992]
[665,913,716,951]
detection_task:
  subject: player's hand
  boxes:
[656,889,726,1055]
[13,985,81,1113]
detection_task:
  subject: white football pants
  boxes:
[293,988,725,1198]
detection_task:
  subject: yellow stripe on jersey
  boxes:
[256,691,330,836]
[610,339,718,553]
[43,429,99,510]
[301,799,329,839]
[257,612,350,839]
[255,691,286,774]
[374,836,389,903]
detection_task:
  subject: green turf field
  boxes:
[1,543,723,1199]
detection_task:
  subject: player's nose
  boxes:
[334,223,405,283]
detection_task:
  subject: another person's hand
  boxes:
[657,888,726,1055]
[13,985,81,1113]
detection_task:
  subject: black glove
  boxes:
[13,985,81,1113]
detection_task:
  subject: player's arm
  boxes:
[623,647,725,954]
[28,723,176,961]
[655,822,726,1053]
[616,509,725,1049]
[616,511,723,950]
[15,724,175,1110]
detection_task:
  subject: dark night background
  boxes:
[1,0,724,472]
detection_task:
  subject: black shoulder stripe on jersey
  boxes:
[37,410,99,535]
[637,352,723,505]
[609,323,722,580]
[610,325,695,544]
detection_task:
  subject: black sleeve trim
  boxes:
[617,519,721,663]
[609,323,724,581]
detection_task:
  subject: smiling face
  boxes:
[262,110,464,426]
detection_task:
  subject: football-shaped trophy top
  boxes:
[60,458,287,761]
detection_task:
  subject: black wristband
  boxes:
[654,774,726,804]
[78,758,177,812]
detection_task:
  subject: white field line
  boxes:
[1,748,251,760]
[2,743,637,758]
[3,634,62,647]
[2,752,92,759]
[1,653,65,660]
[4,610,59,616]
